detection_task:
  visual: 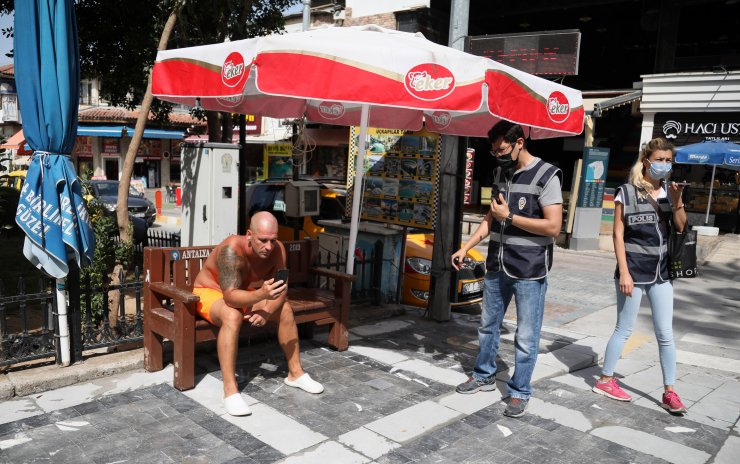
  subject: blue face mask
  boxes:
[648,160,672,180]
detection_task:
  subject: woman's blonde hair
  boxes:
[628,137,675,195]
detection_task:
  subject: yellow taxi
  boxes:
[245,179,484,308]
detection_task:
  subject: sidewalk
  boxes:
[144,187,182,226]
[0,236,738,463]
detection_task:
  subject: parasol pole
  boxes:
[56,279,71,366]
[346,104,369,274]
[705,165,716,225]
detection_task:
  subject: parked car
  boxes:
[244,179,485,308]
[86,180,157,226]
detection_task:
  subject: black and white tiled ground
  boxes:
[1,313,737,463]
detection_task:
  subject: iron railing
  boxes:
[0,278,56,367]
[317,240,384,305]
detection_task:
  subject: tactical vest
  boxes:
[486,159,561,280]
[616,183,671,284]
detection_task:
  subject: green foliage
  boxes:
[80,198,135,324]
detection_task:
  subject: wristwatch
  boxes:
[503,212,514,227]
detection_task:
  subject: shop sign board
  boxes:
[74,136,93,157]
[464,148,475,205]
[136,139,162,159]
[346,127,441,230]
[577,147,610,208]
[263,143,293,179]
[102,137,119,155]
[654,113,740,145]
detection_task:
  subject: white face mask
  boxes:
[647,160,672,180]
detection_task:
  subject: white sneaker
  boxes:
[223,393,252,416]
[284,373,324,394]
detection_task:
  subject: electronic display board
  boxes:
[466,30,581,76]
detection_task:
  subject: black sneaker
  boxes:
[503,397,528,418]
[456,376,496,394]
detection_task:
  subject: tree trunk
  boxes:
[116,5,180,241]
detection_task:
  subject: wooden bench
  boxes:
[143,238,353,391]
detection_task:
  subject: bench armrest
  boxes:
[311,267,355,283]
[149,281,200,304]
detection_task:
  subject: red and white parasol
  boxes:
[152,25,584,272]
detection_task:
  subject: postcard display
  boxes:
[346,128,441,230]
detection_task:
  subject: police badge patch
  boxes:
[518,196,526,210]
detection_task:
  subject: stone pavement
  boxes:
[0,236,738,463]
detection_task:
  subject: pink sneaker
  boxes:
[592,378,632,402]
[661,391,687,414]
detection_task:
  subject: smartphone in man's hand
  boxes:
[490,184,503,205]
[274,268,289,284]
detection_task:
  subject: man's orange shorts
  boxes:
[192,287,254,324]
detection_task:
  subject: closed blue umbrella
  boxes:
[13,0,94,365]
[675,140,740,224]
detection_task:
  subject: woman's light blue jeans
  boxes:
[602,280,676,385]
[472,271,547,400]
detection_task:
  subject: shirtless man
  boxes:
[193,211,324,416]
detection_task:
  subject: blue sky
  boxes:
[0,13,11,65]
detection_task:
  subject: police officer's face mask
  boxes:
[647,159,672,180]
[491,141,519,173]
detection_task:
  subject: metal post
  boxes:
[238,114,247,235]
[302,0,311,31]
[428,0,469,321]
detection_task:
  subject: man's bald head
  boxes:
[249,211,278,235]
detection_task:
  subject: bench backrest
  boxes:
[144,238,318,291]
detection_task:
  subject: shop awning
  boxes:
[593,90,642,117]
[77,125,128,137]
[1,129,26,149]
[76,125,184,139]
[127,127,184,139]
[1,129,33,155]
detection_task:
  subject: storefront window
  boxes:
[312,145,347,180]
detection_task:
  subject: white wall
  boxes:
[347,0,429,17]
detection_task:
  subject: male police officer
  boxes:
[451,121,563,418]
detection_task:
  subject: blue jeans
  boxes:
[472,271,547,400]
[602,280,676,385]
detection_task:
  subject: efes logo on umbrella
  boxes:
[429,111,452,129]
[547,92,570,123]
[217,94,245,108]
[405,64,455,101]
[318,101,345,120]
[222,52,247,88]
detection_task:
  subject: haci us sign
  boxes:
[654,113,740,144]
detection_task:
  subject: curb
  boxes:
[0,349,144,400]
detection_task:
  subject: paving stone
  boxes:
[590,425,711,464]
[221,403,327,455]
[0,398,43,426]
[277,440,369,464]
[437,389,503,415]
[338,427,401,460]
[365,400,462,443]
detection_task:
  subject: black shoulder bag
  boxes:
[644,192,698,279]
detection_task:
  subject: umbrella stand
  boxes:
[705,165,716,225]
[346,104,370,274]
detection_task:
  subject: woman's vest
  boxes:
[616,183,671,284]
[486,159,561,280]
